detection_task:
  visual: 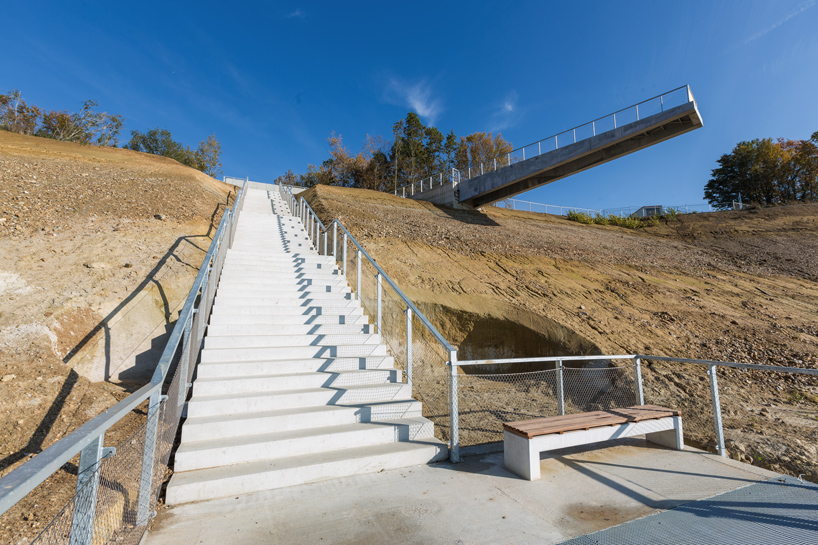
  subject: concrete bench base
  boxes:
[504,415,683,481]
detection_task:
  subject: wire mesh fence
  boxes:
[30,343,186,545]
[716,368,818,480]
[456,362,638,447]
[640,360,718,453]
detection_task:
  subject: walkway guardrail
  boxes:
[494,199,602,216]
[279,184,462,461]
[0,181,248,544]
[395,85,694,198]
[453,355,818,466]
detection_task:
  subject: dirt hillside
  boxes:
[305,185,818,479]
[0,131,234,543]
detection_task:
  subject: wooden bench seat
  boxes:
[503,405,683,480]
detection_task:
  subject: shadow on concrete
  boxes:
[63,200,229,382]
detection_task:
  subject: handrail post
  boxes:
[356,249,361,301]
[448,351,460,462]
[332,223,337,258]
[136,390,161,526]
[557,359,565,415]
[376,273,382,334]
[634,357,645,405]
[405,307,413,385]
[322,230,327,256]
[342,233,348,277]
[708,364,727,457]
[69,434,106,545]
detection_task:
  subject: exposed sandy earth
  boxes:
[0,131,234,543]
[305,184,818,482]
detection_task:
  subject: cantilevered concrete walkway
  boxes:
[413,92,702,208]
[145,439,813,544]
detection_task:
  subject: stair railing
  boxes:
[278,183,461,462]
[0,190,241,543]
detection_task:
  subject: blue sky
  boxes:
[4,1,817,210]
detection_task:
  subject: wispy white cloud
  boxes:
[286,8,305,19]
[488,90,520,132]
[384,78,443,125]
[740,0,816,46]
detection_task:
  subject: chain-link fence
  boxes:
[0,182,243,545]
[456,361,638,447]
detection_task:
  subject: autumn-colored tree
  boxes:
[194,133,223,177]
[0,90,42,135]
[705,134,818,208]
[287,111,514,193]
[38,100,123,145]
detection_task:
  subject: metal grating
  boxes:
[558,475,818,545]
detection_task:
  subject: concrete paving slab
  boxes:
[146,438,777,545]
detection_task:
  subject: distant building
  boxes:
[630,205,664,218]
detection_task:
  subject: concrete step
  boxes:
[208,313,369,326]
[174,418,434,471]
[219,269,342,280]
[205,323,374,337]
[210,305,364,317]
[186,382,412,417]
[192,369,401,396]
[203,333,380,349]
[212,296,358,310]
[213,294,361,311]
[195,356,395,378]
[213,290,354,303]
[215,285,351,298]
[225,254,335,265]
[180,400,424,442]
[217,276,347,287]
[220,264,337,275]
[199,343,387,363]
[165,439,448,505]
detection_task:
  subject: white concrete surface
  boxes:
[148,439,778,545]
[165,187,446,505]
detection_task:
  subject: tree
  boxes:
[194,134,222,177]
[126,128,196,166]
[37,100,123,145]
[704,137,818,208]
[0,90,42,135]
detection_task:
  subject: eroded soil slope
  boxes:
[306,185,818,479]
[0,131,233,542]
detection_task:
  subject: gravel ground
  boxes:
[0,131,233,544]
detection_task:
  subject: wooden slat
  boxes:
[503,405,680,439]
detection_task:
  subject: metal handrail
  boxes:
[457,353,818,375]
[281,185,455,354]
[510,85,691,156]
[451,352,817,460]
[0,179,248,521]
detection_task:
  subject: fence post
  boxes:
[136,391,161,526]
[708,364,727,457]
[356,249,361,302]
[323,230,327,256]
[633,357,645,405]
[177,313,194,411]
[448,351,460,462]
[405,308,413,385]
[557,359,565,415]
[69,434,107,545]
[342,233,348,277]
[332,223,337,258]
[376,273,382,334]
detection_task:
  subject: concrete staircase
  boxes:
[165,187,447,505]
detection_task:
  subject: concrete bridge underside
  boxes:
[411,101,703,209]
